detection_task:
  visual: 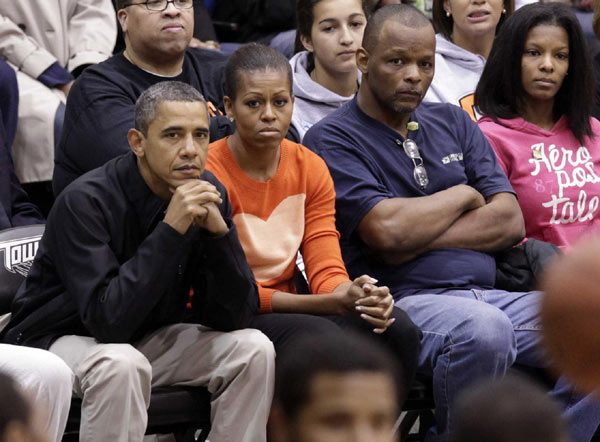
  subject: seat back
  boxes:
[0,225,45,314]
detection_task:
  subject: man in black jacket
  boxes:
[53,0,234,196]
[2,81,274,442]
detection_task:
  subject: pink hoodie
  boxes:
[479,116,600,248]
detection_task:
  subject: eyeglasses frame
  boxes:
[398,138,429,190]
[123,0,193,12]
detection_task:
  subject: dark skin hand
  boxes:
[333,275,396,333]
[164,180,227,235]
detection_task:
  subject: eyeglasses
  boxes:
[125,0,193,11]
[397,138,429,190]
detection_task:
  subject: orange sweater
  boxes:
[207,138,350,313]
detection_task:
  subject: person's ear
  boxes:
[223,96,235,122]
[128,128,145,158]
[443,0,452,16]
[356,47,369,75]
[300,34,314,53]
[117,9,129,32]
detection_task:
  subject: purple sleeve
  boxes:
[37,62,74,88]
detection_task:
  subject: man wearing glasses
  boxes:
[53,0,232,196]
[303,5,600,442]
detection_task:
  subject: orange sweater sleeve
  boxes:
[257,287,277,313]
[301,151,350,295]
[207,138,350,314]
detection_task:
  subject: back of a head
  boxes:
[451,374,568,442]
[0,372,34,442]
[362,4,431,52]
[274,331,403,419]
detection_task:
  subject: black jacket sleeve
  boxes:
[190,171,258,330]
[47,191,191,343]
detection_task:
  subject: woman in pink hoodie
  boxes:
[476,2,599,248]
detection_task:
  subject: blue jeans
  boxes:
[395,288,600,442]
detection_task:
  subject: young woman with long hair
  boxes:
[476,2,599,248]
[289,0,368,141]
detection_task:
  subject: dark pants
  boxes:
[250,307,422,398]
[0,59,19,148]
[249,313,341,356]
[327,307,422,398]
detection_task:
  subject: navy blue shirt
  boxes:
[0,108,44,230]
[303,98,514,298]
[38,62,73,88]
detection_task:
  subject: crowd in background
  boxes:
[1,0,600,441]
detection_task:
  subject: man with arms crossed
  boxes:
[2,81,274,442]
[303,5,600,442]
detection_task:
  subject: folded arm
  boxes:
[429,192,525,253]
[357,184,486,265]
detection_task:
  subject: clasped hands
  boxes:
[334,275,395,334]
[164,180,228,235]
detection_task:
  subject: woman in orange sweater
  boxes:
[207,43,421,393]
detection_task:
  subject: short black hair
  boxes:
[274,331,403,418]
[115,0,129,10]
[134,81,206,135]
[451,374,567,442]
[0,372,32,437]
[224,43,293,101]
[475,2,594,144]
[432,0,514,41]
[362,4,432,52]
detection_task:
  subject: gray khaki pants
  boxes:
[50,324,275,442]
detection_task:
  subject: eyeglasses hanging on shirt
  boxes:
[396,138,429,190]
